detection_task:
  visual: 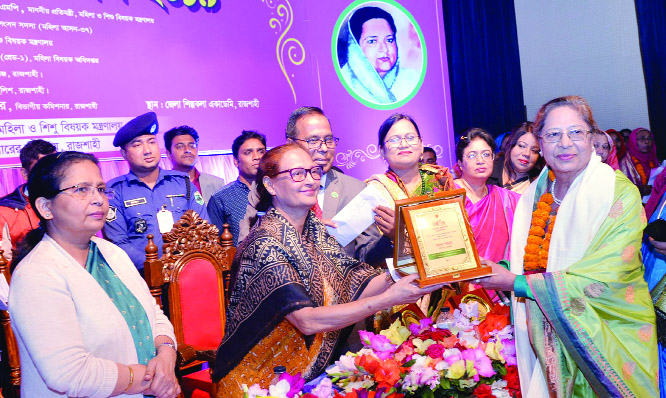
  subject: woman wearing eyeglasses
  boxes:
[454,128,519,264]
[476,96,658,397]
[213,143,443,396]
[9,152,180,398]
[366,113,455,239]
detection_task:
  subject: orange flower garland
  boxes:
[631,155,656,185]
[523,171,559,273]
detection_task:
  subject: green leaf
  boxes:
[402,359,416,368]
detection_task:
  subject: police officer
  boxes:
[103,112,209,270]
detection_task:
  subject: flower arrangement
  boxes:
[243,301,520,398]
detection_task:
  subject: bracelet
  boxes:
[385,271,395,285]
[157,342,176,352]
[123,366,134,394]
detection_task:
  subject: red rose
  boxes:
[425,343,445,359]
[430,329,453,342]
[473,383,494,398]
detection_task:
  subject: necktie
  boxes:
[311,201,323,219]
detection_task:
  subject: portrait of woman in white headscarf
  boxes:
[337,4,423,105]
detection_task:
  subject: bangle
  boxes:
[385,271,395,285]
[158,342,176,352]
[123,366,134,393]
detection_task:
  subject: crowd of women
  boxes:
[5,94,665,398]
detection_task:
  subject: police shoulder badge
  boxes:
[194,191,204,205]
[106,206,117,223]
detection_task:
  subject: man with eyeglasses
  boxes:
[103,112,209,271]
[164,125,225,205]
[239,106,392,265]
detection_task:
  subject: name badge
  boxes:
[124,197,147,208]
[157,207,175,234]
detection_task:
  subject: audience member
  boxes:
[0,139,56,260]
[622,127,659,196]
[421,146,437,164]
[488,122,542,193]
[592,129,619,169]
[477,95,658,397]
[10,151,179,398]
[454,128,519,263]
[213,143,443,395]
[208,130,266,246]
[619,127,632,143]
[103,112,209,271]
[164,125,225,205]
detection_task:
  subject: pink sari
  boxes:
[458,184,520,263]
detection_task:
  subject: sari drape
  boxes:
[460,184,519,263]
[86,241,155,366]
[642,192,666,397]
[512,155,658,397]
[213,208,376,394]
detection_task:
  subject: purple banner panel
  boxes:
[0,0,453,179]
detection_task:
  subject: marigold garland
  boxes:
[631,156,656,186]
[523,171,559,273]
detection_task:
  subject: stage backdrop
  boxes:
[0,0,453,179]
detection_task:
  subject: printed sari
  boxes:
[213,208,377,396]
[511,155,658,397]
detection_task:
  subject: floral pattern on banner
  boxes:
[243,301,521,398]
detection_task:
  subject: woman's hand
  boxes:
[473,259,516,292]
[144,346,180,398]
[374,205,395,240]
[649,237,666,256]
[384,274,447,306]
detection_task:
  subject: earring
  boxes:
[45,213,51,218]
[539,151,543,157]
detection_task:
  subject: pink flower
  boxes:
[444,348,463,366]
[409,318,433,335]
[425,343,446,359]
[359,330,397,360]
[462,348,495,380]
[310,377,333,398]
[278,372,305,398]
[500,339,517,366]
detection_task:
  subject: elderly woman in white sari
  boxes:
[476,96,658,397]
[340,6,419,104]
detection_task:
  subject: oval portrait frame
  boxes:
[332,0,427,110]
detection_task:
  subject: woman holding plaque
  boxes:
[213,143,443,396]
[454,128,520,264]
[366,113,455,240]
[476,96,658,397]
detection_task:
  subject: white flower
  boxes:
[491,379,511,398]
[268,380,290,398]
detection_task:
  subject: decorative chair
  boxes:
[0,250,19,398]
[144,210,235,398]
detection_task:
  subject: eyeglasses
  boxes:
[540,129,589,143]
[384,135,421,148]
[464,151,494,161]
[293,136,339,149]
[56,184,115,200]
[275,166,323,182]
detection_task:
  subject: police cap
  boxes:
[113,112,159,147]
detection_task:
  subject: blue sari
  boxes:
[641,193,666,397]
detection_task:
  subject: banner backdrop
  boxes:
[0,0,453,179]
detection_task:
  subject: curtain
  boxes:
[442,0,525,139]
[0,154,238,197]
[634,1,666,160]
